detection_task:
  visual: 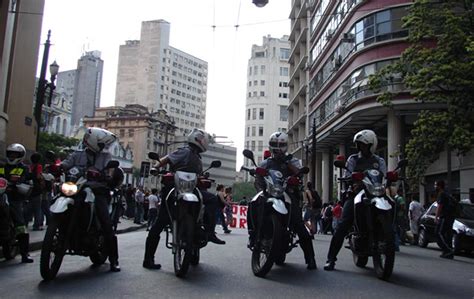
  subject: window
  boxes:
[279,105,288,121]
[255,51,265,58]
[258,127,264,136]
[252,126,256,136]
[254,80,258,86]
[280,67,289,76]
[128,129,134,137]
[247,109,251,120]
[248,81,252,87]
[258,141,263,151]
[247,127,250,137]
[253,66,258,74]
[260,65,265,74]
[260,91,265,97]
[280,48,290,60]
[252,108,257,120]
[259,108,264,120]
[260,80,265,86]
[251,141,256,151]
[119,129,125,138]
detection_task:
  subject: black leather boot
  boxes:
[109,236,120,272]
[18,233,33,263]
[143,236,161,269]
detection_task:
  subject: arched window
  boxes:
[62,119,67,135]
[55,117,60,134]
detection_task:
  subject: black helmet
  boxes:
[106,167,124,189]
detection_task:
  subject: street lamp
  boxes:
[34,30,59,151]
[252,0,269,7]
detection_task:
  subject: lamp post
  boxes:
[34,30,59,151]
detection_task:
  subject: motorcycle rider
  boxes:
[0,143,34,263]
[249,132,317,270]
[143,128,225,270]
[60,127,121,272]
[324,129,386,271]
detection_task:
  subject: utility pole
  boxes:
[311,118,316,187]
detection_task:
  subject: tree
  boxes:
[232,182,256,202]
[37,132,80,160]
[369,0,474,183]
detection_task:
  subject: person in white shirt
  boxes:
[147,189,160,231]
[409,197,424,244]
[134,188,145,224]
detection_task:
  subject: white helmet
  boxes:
[353,129,378,154]
[187,128,209,153]
[83,127,117,153]
[269,132,288,156]
[6,143,26,165]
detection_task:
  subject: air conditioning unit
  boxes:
[341,33,355,43]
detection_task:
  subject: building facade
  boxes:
[82,104,176,169]
[201,143,237,188]
[288,0,474,203]
[0,0,45,155]
[244,35,291,172]
[115,20,208,136]
[71,51,104,132]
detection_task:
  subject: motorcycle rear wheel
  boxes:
[173,212,193,278]
[251,213,282,277]
[373,213,395,281]
[40,219,65,281]
[353,253,368,268]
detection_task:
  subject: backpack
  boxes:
[311,190,322,210]
[324,206,333,218]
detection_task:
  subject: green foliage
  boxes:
[37,132,80,160]
[231,182,256,203]
[369,0,474,183]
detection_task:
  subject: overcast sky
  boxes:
[40,0,291,168]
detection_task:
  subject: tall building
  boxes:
[115,20,208,136]
[71,51,104,132]
[288,0,473,203]
[0,0,45,154]
[243,35,290,170]
[201,143,237,188]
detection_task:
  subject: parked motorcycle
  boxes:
[40,160,119,281]
[334,156,407,280]
[241,149,308,277]
[0,177,18,260]
[148,152,221,277]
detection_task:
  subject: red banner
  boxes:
[228,205,248,229]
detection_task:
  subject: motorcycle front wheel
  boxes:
[173,211,194,278]
[372,212,395,280]
[89,235,108,265]
[190,248,200,266]
[40,219,65,281]
[251,213,282,277]
[353,253,368,268]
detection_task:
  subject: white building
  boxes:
[243,35,290,171]
[115,20,208,136]
[201,143,237,188]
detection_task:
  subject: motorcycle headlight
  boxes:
[61,182,78,196]
[365,181,385,197]
[176,179,196,194]
[268,183,284,198]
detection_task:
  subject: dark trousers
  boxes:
[147,208,158,230]
[436,217,454,254]
[327,198,354,262]
[94,195,119,264]
[216,208,229,231]
[41,193,51,226]
[31,194,43,229]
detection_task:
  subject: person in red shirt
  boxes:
[29,153,45,231]
[332,201,343,232]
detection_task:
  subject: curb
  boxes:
[29,223,147,252]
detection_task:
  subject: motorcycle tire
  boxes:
[251,213,282,277]
[274,253,286,266]
[40,219,65,281]
[89,235,108,265]
[2,241,18,260]
[417,228,428,248]
[173,211,193,278]
[190,248,200,266]
[372,212,395,281]
[353,253,368,268]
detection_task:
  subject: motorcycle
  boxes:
[241,149,309,277]
[148,152,221,278]
[0,177,18,260]
[334,156,407,280]
[40,160,119,281]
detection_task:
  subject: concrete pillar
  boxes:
[316,152,322,197]
[387,110,402,171]
[337,144,346,197]
[322,151,330,203]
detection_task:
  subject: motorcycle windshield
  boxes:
[363,169,385,197]
[266,170,286,198]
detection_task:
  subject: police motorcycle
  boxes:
[241,149,309,277]
[334,155,407,280]
[40,160,121,281]
[148,152,221,277]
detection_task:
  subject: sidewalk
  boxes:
[28,217,147,252]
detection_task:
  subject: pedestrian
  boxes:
[134,187,145,224]
[125,184,135,218]
[332,201,342,232]
[239,196,248,206]
[224,186,234,228]
[321,203,333,234]
[395,188,408,247]
[435,180,456,259]
[303,181,322,235]
[408,195,424,244]
[29,152,45,231]
[216,184,231,234]
[143,189,150,221]
[147,188,160,231]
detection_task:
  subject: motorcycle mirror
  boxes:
[351,172,364,181]
[243,149,257,166]
[148,152,160,161]
[150,168,159,176]
[333,160,346,169]
[386,171,399,182]
[255,167,268,176]
[210,160,221,168]
[106,160,119,168]
[396,159,408,170]
[299,166,310,175]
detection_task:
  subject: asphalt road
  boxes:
[0,228,473,299]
